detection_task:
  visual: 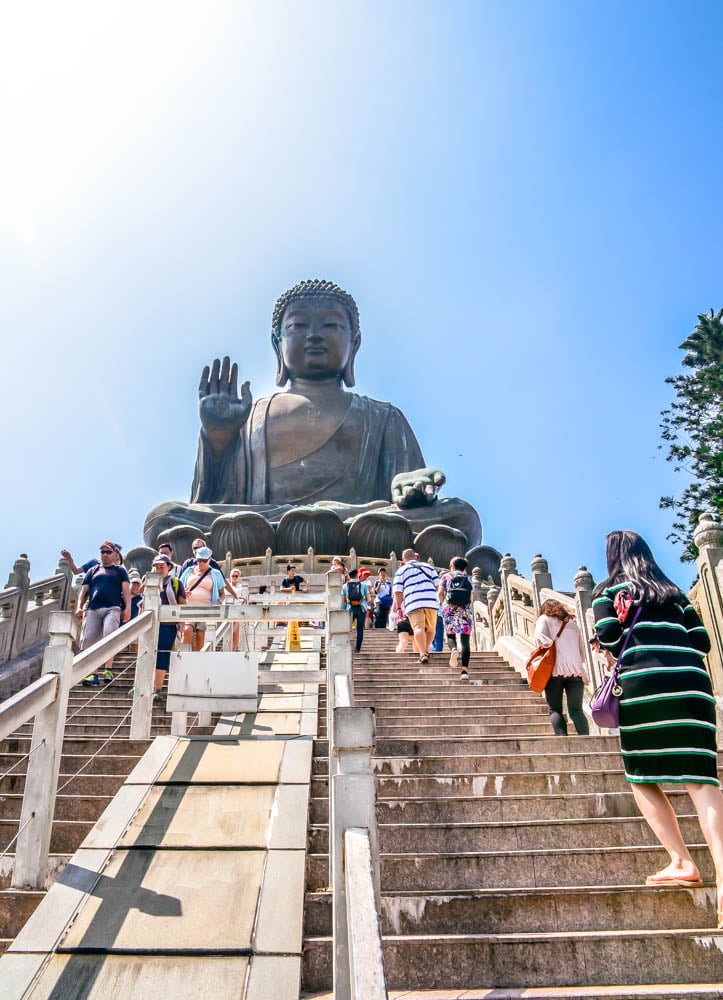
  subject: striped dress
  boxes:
[592,582,716,786]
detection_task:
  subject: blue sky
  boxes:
[1,0,721,591]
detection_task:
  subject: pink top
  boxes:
[185,569,214,606]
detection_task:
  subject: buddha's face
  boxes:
[277,296,359,380]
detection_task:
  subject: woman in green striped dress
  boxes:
[593,530,723,925]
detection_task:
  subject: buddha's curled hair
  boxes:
[271,279,361,338]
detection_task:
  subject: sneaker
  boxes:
[449,649,460,669]
[419,654,429,664]
[103,669,114,684]
[460,667,470,681]
[82,674,100,687]
[153,691,162,704]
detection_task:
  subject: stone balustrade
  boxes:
[0,555,74,666]
[472,513,723,707]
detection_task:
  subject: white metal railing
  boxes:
[326,574,388,1000]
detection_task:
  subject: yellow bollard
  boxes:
[286,619,301,652]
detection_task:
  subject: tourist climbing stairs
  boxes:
[303,627,723,998]
[0,650,215,955]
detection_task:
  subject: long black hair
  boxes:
[593,530,685,604]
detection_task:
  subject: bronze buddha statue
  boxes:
[144,279,483,562]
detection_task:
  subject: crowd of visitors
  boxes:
[57,525,723,929]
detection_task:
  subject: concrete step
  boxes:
[309,786,699,825]
[373,750,626,774]
[311,769,641,802]
[0,772,128,797]
[0,737,152,757]
[304,882,718,936]
[353,693,546,705]
[0,819,92,853]
[357,707,550,721]
[302,926,723,992]
[306,842,717,893]
[373,790,692,824]
[311,735,623,758]
[0,793,114,822]
[299,986,723,999]
[0,889,44,938]
[309,812,705,855]
[374,723,554,736]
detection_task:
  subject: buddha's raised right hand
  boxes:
[199,356,252,454]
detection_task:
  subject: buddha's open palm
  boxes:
[199,356,252,436]
[391,468,446,508]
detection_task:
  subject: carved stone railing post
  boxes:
[55,556,74,610]
[573,566,597,687]
[530,554,553,615]
[693,512,723,697]
[470,568,483,652]
[8,554,31,660]
[13,612,79,889]
[388,552,399,578]
[349,547,358,571]
[130,574,161,740]
[487,584,501,645]
[499,554,517,636]
[264,547,273,575]
[306,547,314,573]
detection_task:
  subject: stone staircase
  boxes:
[0,650,214,955]
[302,628,723,997]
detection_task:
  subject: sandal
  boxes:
[645,871,703,888]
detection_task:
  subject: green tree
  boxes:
[659,308,723,561]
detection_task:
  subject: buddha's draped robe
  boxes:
[143,391,481,547]
[191,393,424,506]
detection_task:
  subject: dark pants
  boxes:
[544,676,589,736]
[374,603,391,628]
[155,623,178,672]
[446,632,471,667]
[431,616,445,651]
[351,606,365,651]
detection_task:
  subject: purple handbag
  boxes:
[590,605,642,729]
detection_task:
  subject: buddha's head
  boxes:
[271,279,361,387]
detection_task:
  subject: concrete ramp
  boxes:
[2,671,318,999]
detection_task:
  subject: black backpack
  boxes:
[446,574,472,607]
[346,580,363,606]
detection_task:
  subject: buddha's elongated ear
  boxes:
[342,333,361,388]
[272,333,290,387]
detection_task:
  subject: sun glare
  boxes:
[0,3,221,252]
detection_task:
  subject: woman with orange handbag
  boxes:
[533,599,589,736]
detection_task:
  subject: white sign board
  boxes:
[167,651,259,712]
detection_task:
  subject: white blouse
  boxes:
[533,614,588,681]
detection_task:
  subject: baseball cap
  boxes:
[196,546,213,560]
[152,555,172,567]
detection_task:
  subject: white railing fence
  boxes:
[325,573,388,1000]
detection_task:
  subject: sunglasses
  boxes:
[100,549,114,555]
[197,558,210,563]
